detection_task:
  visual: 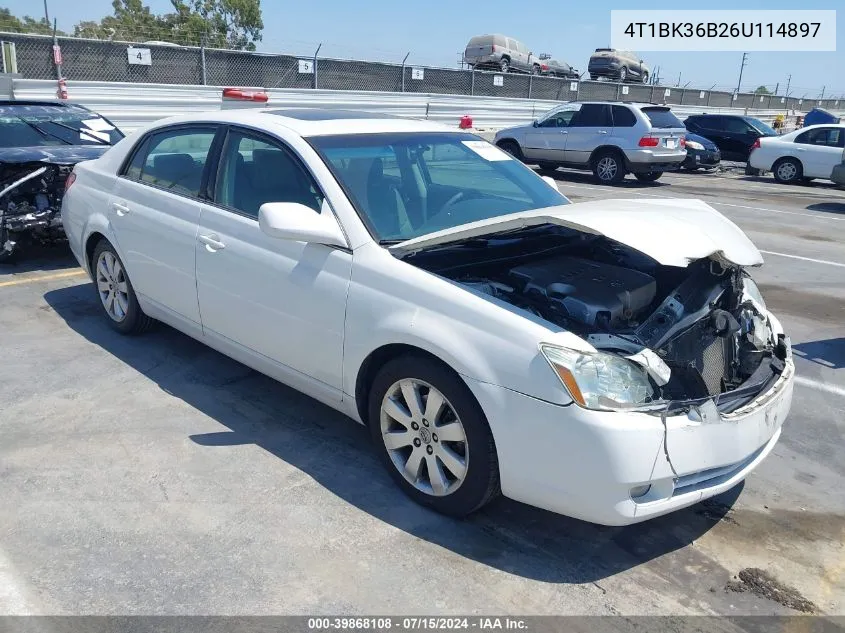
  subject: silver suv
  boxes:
[463,34,540,74]
[494,102,687,184]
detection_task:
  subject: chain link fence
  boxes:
[2,31,842,114]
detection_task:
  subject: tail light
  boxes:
[638,136,659,147]
[680,137,686,148]
[64,171,77,192]
[541,64,549,71]
[491,45,497,53]
[750,138,761,151]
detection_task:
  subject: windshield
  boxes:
[0,104,124,148]
[641,107,684,129]
[309,132,569,242]
[746,118,779,136]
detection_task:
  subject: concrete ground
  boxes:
[0,168,843,617]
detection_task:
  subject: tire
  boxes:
[590,74,598,81]
[367,354,500,517]
[772,157,802,184]
[619,67,628,82]
[91,239,155,335]
[635,171,663,182]
[537,161,558,171]
[641,71,649,84]
[532,64,540,75]
[592,149,626,185]
[497,139,524,162]
[499,58,510,73]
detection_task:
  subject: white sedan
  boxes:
[749,123,845,184]
[62,108,794,526]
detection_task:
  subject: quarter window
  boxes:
[795,127,845,148]
[611,106,637,127]
[124,127,217,198]
[213,129,324,218]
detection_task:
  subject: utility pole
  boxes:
[736,52,748,94]
[820,86,825,100]
[42,0,49,25]
[676,72,681,86]
[784,74,792,111]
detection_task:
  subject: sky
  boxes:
[4,0,843,97]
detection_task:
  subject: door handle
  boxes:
[559,130,568,134]
[111,202,130,216]
[597,130,608,134]
[198,234,226,251]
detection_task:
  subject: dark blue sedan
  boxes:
[682,133,721,171]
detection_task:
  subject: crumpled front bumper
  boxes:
[463,357,794,526]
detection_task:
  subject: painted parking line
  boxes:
[795,376,845,398]
[760,250,845,268]
[712,202,845,222]
[0,269,87,289]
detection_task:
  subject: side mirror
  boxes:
[258,201,348,248]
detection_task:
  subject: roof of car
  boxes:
[140,107,459,137]
[0,100,90,108]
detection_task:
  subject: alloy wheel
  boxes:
[777,161,798,181]
[96,250,130,322]
[380,378,468,497]
[597,156,618,181]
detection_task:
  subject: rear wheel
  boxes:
[368,355,500,517]
[92,240,155,334]
[773,157,802,184]
[619,67,628,82]
[592,150,626,185]
[497,139,524,162]
[641,71,649,84]
[635,171,663,182]
[499,58,510,73]
[532,64,540,75]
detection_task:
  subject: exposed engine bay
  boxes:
[0,162,72,261]
[404,225,789,410]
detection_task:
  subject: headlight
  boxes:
[742,276,767,312]
[540,344,657,411]
[685,140,704,150]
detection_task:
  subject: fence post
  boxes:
[528,73,533,99]
[200,37,207,85]
[401,52,409,92]
[615,82,621,101]
[471,68,475,96]
[312,43,321,89]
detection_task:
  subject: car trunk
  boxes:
[640,107,687,152]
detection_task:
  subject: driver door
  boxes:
[524,105,580,162]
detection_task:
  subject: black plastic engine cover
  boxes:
[509,256,657,329]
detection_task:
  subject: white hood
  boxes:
[389,198,763,268]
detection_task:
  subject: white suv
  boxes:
[494,102,687,185]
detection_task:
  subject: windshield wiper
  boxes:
[14,115,73,145]
[42,119,112,145]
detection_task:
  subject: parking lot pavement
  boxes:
[1,171,843,617]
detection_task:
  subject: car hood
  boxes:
[389,198,763,268]
[0,145,110,165]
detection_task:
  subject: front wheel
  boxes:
[537,161,558,171]
[635,171,663,182]
[92,240,155,334]
[368,355,500,517]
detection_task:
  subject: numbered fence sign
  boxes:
[663,88,671,97]
[127,47,151,66]
[493,75,503,87]
[411,68,424,80]
[570,82,578,91]
[699,91,706,98]
[298,59,314,74]
[621,85,629,95]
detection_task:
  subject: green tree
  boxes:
[70,0,263,50]
[754,85,772,95]
[0,8,66,35]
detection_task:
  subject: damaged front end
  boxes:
[0,146,107,262]
[402,222,788,414]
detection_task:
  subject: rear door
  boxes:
[464,36,491,65]
[793,127,845,178]
[524,104,580,160]
[109,124,219,325]
[563,103,612,165]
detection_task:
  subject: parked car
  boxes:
[62,108,794,526]
[588,49,650,83]
[831,147,845,186]
[681,133,721,171]
[0,100,123,262]
[748,124,845,184]
[684,114,779,162]
[463,34,540,74]
[537,56,580,79]
[494,101,687,184]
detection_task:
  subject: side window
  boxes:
[796,128,844,147]
[214,129,324,218]
[691,116,717,131]
[570,104,611,127]
[124,127,217,198]
[506,38,517,52]
[724,118,753,134]
[611,106,637,127]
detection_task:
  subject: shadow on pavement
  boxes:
[0,244,77,276]
[793,338,845,370]
[806,202,845,215]
[44,282,740,585]
[538,168,673,189]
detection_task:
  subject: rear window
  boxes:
[641,107,683,129]
[468,36,491,46]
